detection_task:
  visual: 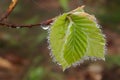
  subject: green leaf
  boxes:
[49,6,106,70]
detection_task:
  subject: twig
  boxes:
[0,0,54,28]
[0,0,18,21]
[0,19,53,28]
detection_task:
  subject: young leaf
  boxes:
[49,6,106,70]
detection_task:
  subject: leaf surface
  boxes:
[49,6,106,70]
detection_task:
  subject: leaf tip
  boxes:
[70,5,85,13]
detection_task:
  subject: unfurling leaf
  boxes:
[49,6,106,70]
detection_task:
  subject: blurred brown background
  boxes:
[0,0,120,80]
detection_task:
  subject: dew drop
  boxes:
[58,63,61,66]
[41,25,49,30]
[16,27,20,29]
[48,46,51,49]
[84,56,89,60]
[94,58,97,61]
[52,57,56,63]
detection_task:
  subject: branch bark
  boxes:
[0,0,18,22]
[0,19,53,28]
[0,0,54,28]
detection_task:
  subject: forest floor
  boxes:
[0,29,120,80]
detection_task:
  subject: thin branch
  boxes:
[0,19,53,28]
[0,0,54,28]
[0,0,18,21]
